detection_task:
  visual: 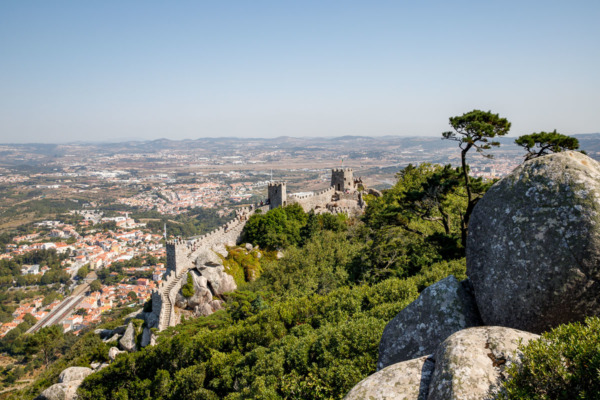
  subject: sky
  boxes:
[1,1,599,143]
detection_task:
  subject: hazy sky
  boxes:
[1,1,599,143]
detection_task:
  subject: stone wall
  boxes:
[288,186,335,212]
[331,168,354,191]
[267,182,286,209]
[152,205,266,331]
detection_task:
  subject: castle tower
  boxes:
[165,239,191,277]
[267,182,287,209]
[331,168,354,192]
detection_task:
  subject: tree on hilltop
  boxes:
[442,109,511,245]
[515,130,581,161]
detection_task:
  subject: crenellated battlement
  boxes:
[331,168,353,172]
[331,168,355,192]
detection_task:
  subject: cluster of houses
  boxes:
[119,181,258,214]
[0,215,169,338]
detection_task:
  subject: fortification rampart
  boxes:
[152,205,264,331]
[151,166,367,332]
[288,186,335,212]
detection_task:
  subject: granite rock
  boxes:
[468,151,600,333]
[345,355,434,400]
[378,275,481,369]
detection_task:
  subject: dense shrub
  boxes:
[498,317,600,400]
[181,273,194,298]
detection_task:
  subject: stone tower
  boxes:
[331,168,354,192]
[268,182,287,209]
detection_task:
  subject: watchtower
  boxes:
[268,182,287,209]
[331,168,354,192]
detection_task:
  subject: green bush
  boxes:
[181,273,194,298]
[498,317,600,400]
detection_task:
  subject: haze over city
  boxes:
[1,0,599,143]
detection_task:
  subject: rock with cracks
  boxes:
[468,151,600,333]
[345,326,538,399]
[378,275,482,370]
[427,326,539,400]
[345,355,435,400]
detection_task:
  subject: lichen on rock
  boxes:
[377,275,482,370]
[467,151,600,333]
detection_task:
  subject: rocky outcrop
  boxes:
[174,267,230,317]
[118,322,137,352]
[346,327,538,400]
[467,151,600,333]
[197,264,236,295]
[345,355,434,400]
[378,275,481,369]
[36,381,81,400]
[428,327,539,400]
[195,248,221,267]
[58,366,93,383]
[36,366,93,400]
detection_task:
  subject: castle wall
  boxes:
[152,166,367,332]
[288,186,335,212]
[153,204,266,331]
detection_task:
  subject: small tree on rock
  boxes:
[442,109,511,245]
[515,130,581,161]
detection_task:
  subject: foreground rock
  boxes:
[378,275,482,369]
[468,151,600,333]
[347,326,538,399]
[428,326,539,400]
[345,355,434,400]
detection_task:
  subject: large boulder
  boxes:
[58,366,93,383]
[195,248,221,267]
[468,151,600,333]
[378,275,481,369]
[118,322,137,352]
[175,271,213,309]
[344,355,435,400]
[140,327,152,348]
[345,327,538,400]
[428,326,539,400]
[197,264,237,295]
